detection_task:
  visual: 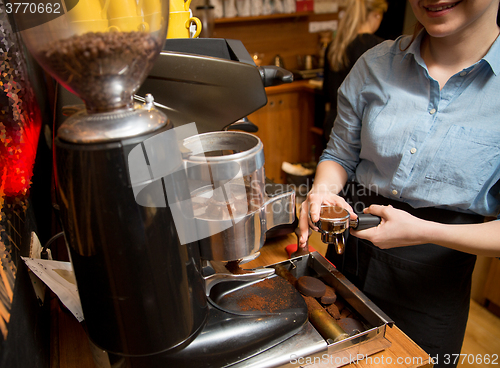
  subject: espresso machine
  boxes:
[14,1,319,367]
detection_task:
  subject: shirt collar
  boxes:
[401,30,427,69]
[402,29,500,76]
[483,33,500,76]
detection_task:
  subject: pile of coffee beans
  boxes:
[40,31,160,112]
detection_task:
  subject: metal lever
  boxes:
[258,65,294,87]
[224,117,259,132]
[204,263,275,296]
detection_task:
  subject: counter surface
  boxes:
[265,79,321,95]
[50,231,433,368]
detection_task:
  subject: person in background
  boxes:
[300,1,500,367]
[322,0,388,146]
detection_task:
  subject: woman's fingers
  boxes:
[298,191,360,247]
[298,200,312,246]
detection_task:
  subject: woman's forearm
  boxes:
[357,205,500,257]
[312,160,349,195]
[424,219,500,257]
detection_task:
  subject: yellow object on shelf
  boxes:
[144,0,163,32]
[108,0,139,19]
[170,0,192,12]
[167,11,201,38]
[108,0,146,32]
[68,0,107,21]
[108,15,149,32]
[67,0,109,33]
[66,0,167,35]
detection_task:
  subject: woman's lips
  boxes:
[423,1,461,16]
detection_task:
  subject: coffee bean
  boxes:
[40,31,161,112]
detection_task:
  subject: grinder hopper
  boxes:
[17,0,168,114]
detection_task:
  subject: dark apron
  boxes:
[326,184,483,368]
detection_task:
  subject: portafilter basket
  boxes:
[312,205,380,254]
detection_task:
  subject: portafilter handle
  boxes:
[351,213,382,231]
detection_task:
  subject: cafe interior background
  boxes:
[1,0,499,367]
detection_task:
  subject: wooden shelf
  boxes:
[215,11,334,24]
[212,11,338,73]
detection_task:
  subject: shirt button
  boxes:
[460,71,467,77]
[410,147,417,154]
[429,108,437,115]
[391,189,398,196]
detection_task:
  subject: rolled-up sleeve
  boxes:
[319,59,366,180]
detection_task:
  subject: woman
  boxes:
[322,0,388,145]
[299,1,500,366]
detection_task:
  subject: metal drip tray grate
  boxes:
[230,252,393,368]
[211,275,306,315]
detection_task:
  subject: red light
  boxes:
[0,94,42,199]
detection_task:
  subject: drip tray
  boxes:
[210,274,307,315]
[229,251,393,368]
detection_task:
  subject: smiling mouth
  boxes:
[424,1,460,12]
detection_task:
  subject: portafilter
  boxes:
[312,205,380,254]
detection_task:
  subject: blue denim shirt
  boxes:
[320,31,500,218]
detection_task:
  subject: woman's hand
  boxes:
[352,204,428,249]
[297,183,356,248]
[296,160,351,249]
[349,204,500,256]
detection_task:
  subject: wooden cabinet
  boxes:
[213,12,338,71]
[484,257,500,316]
[210,11,332,183]
[248,81,319,184]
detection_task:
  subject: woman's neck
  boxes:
[357,24,373,34]
[358,10,382,35]
[422,25,500,89]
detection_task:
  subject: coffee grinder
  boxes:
[17,1,310,367]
